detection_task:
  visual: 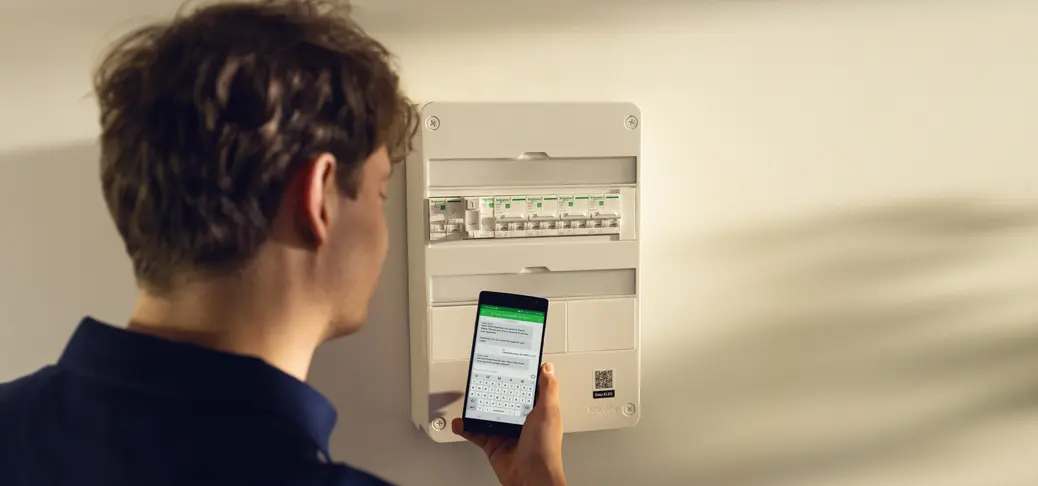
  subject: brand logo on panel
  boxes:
[587,405,618,416]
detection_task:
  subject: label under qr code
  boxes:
[594,370,614,390]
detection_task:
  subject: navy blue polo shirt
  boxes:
[0,317,392,486]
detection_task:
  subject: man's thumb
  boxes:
[537,362,560,407]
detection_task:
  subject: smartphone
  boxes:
[462,291,550,438]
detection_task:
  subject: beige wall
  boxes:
[2,1,1038,485]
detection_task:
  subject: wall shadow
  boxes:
[0,142,135,379]
[310,188,1038,485]
[620,197,1038,486]
[354,0,696,34]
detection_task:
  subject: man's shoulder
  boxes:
[0,366,62,485]
[326,462,395,486]
[0,366,59,410]
[0,366,63,446]
[279,462,395,486]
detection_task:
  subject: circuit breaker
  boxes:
[406,102,641,442]
[428,193,623,241]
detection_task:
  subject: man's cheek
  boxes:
[378,219,390,258]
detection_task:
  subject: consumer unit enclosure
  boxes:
[407,102,641,442]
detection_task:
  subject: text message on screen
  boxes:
[476,321,534,350]
[466,303,546,425]
[474,353,531,371]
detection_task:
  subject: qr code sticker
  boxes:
[594,370,614,390]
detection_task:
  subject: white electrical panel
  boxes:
[407,102,641,442]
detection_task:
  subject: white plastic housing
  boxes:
[407,102,641,442]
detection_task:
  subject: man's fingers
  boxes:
[452,419,515,460]
[452,418,489,449]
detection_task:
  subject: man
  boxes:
[0,1,566,485]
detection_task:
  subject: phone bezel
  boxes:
[462,290,550,438]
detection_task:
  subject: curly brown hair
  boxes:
[94,0,416,293]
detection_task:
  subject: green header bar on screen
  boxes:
[479,304,545,323]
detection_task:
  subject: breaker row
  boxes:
[428,194,623,241]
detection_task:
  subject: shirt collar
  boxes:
[59,317,338,455]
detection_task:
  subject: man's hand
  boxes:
[452,362,566,486]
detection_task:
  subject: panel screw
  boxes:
[624,115,639,130]
[431,417,447,431]
[425,116,441,131]
[623,403,636,416]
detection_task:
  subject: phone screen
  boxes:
[464,302,546,425]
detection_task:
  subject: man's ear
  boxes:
[295,153,337,246]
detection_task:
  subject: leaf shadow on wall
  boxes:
[631,197,1038,486]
